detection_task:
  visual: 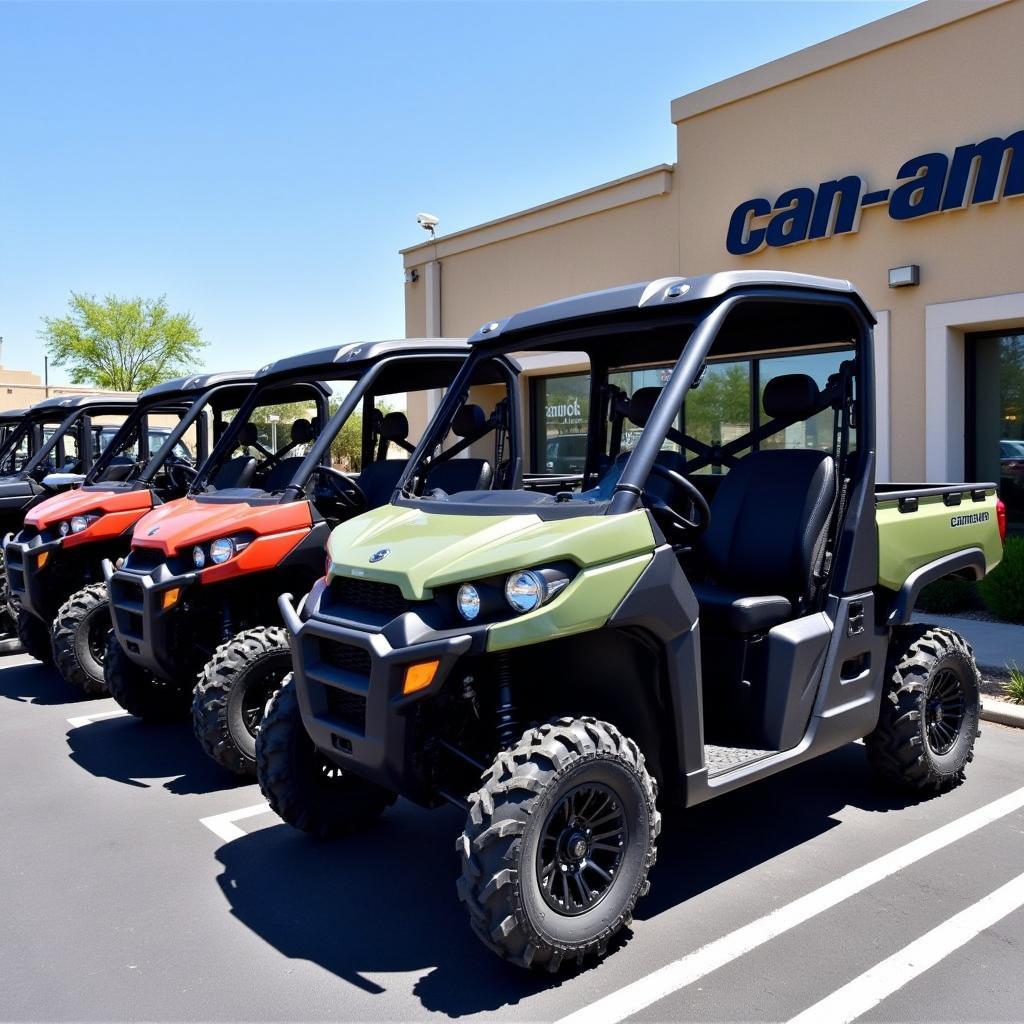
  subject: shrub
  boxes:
[978,535,1024,624]
[915,576,981,614]
[1002,663,1024,705]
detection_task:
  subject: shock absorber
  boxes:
[219,605,235,645]
[494,652,520,749]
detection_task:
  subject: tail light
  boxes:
[996,498,1007,543]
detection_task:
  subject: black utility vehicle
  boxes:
[0,394,135,650]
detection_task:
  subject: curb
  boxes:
[981,696,1024,729]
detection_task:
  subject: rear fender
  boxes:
[883,547,987,626]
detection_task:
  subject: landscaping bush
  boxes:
[915,576,981,614]
[1002,663,1024,705]
[978,535,1024,624]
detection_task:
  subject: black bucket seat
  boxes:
[425,404,493,494]
[357,412,417,508]
[693,374,837,634]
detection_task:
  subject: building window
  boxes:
[967,331,1024,535]
[531,372,590,473]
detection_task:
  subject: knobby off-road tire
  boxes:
[457,716,660,972]
[105,632,191,721]
[257,675,396,838]
[192,626,294,776]
[51,583,112,696]
[17,608,54,666]
[866,625,981,794]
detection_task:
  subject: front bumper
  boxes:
[280,587,474,803]
[105,559,200,680]
[4,532,62,621]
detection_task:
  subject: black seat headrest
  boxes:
[627,387,662,428]
[452,404,487,439]
[239,422,259,447]
[290,418,313,444]
[380,411,409,442]
[763,374,821,420]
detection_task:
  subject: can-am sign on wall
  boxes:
[726,129,1023,256]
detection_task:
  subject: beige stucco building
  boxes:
[0,366,137,408]
[401,0,1024,513]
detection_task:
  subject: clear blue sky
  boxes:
[0,0,916,385]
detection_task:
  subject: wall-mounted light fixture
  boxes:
[888,264,920,288]
[404,268,419,284]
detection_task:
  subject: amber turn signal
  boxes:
[36,551,49,568]
[161,587,181,610]
[402,659,440,695]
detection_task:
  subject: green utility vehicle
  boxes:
[258,272,1004,972]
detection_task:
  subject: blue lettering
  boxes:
[765,188,815,247]
[726,198,771,255]
[809,176,863,239]
[942,130,1024,210]
[889,153,948,220]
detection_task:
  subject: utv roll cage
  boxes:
[84,372,256,491]
[1,394,138,481]
[188,339,521,507]
[397,272,873,535]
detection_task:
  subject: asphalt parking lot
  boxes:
[1,650,1023,1023]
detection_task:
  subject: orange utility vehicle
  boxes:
[5,373,254,686]
[104,339,517,776]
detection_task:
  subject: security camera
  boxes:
[417,212,440,234]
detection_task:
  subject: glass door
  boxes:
[968,330,1024,535]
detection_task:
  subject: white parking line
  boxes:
[554,784,1024,1024]
[199,802,272,842]
[66,709,130,728]
[787,869,1024,1024]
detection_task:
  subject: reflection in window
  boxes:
[970,332,1023,535]
[760,350,854,454]
[685,362,751,473]
[532,372,590,474]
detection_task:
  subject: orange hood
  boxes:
[26,487,153,530]
[131,497,313,556]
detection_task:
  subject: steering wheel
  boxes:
[645,462,711,538]
[165,461,199,492]
[311,466,367,512]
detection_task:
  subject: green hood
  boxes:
[326,504,656,600]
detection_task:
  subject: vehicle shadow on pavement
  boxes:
[213,742,921,1016]
[0,661,94,706]
[65,715,250,795]
[639,740,922,920]
[215,806,568,1016]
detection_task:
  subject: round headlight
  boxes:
[209,537,235,565]
[505,570,546,614]
[192,545,206,569]
[70,515,90,534]
[456,583,481,621]
[58,521,70,537]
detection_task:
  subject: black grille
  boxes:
[329,576,410,617]
[319,639,372,678]
[324,687,367,733]
[124,547,164,573]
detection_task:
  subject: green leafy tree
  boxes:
[40,292,205,391]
